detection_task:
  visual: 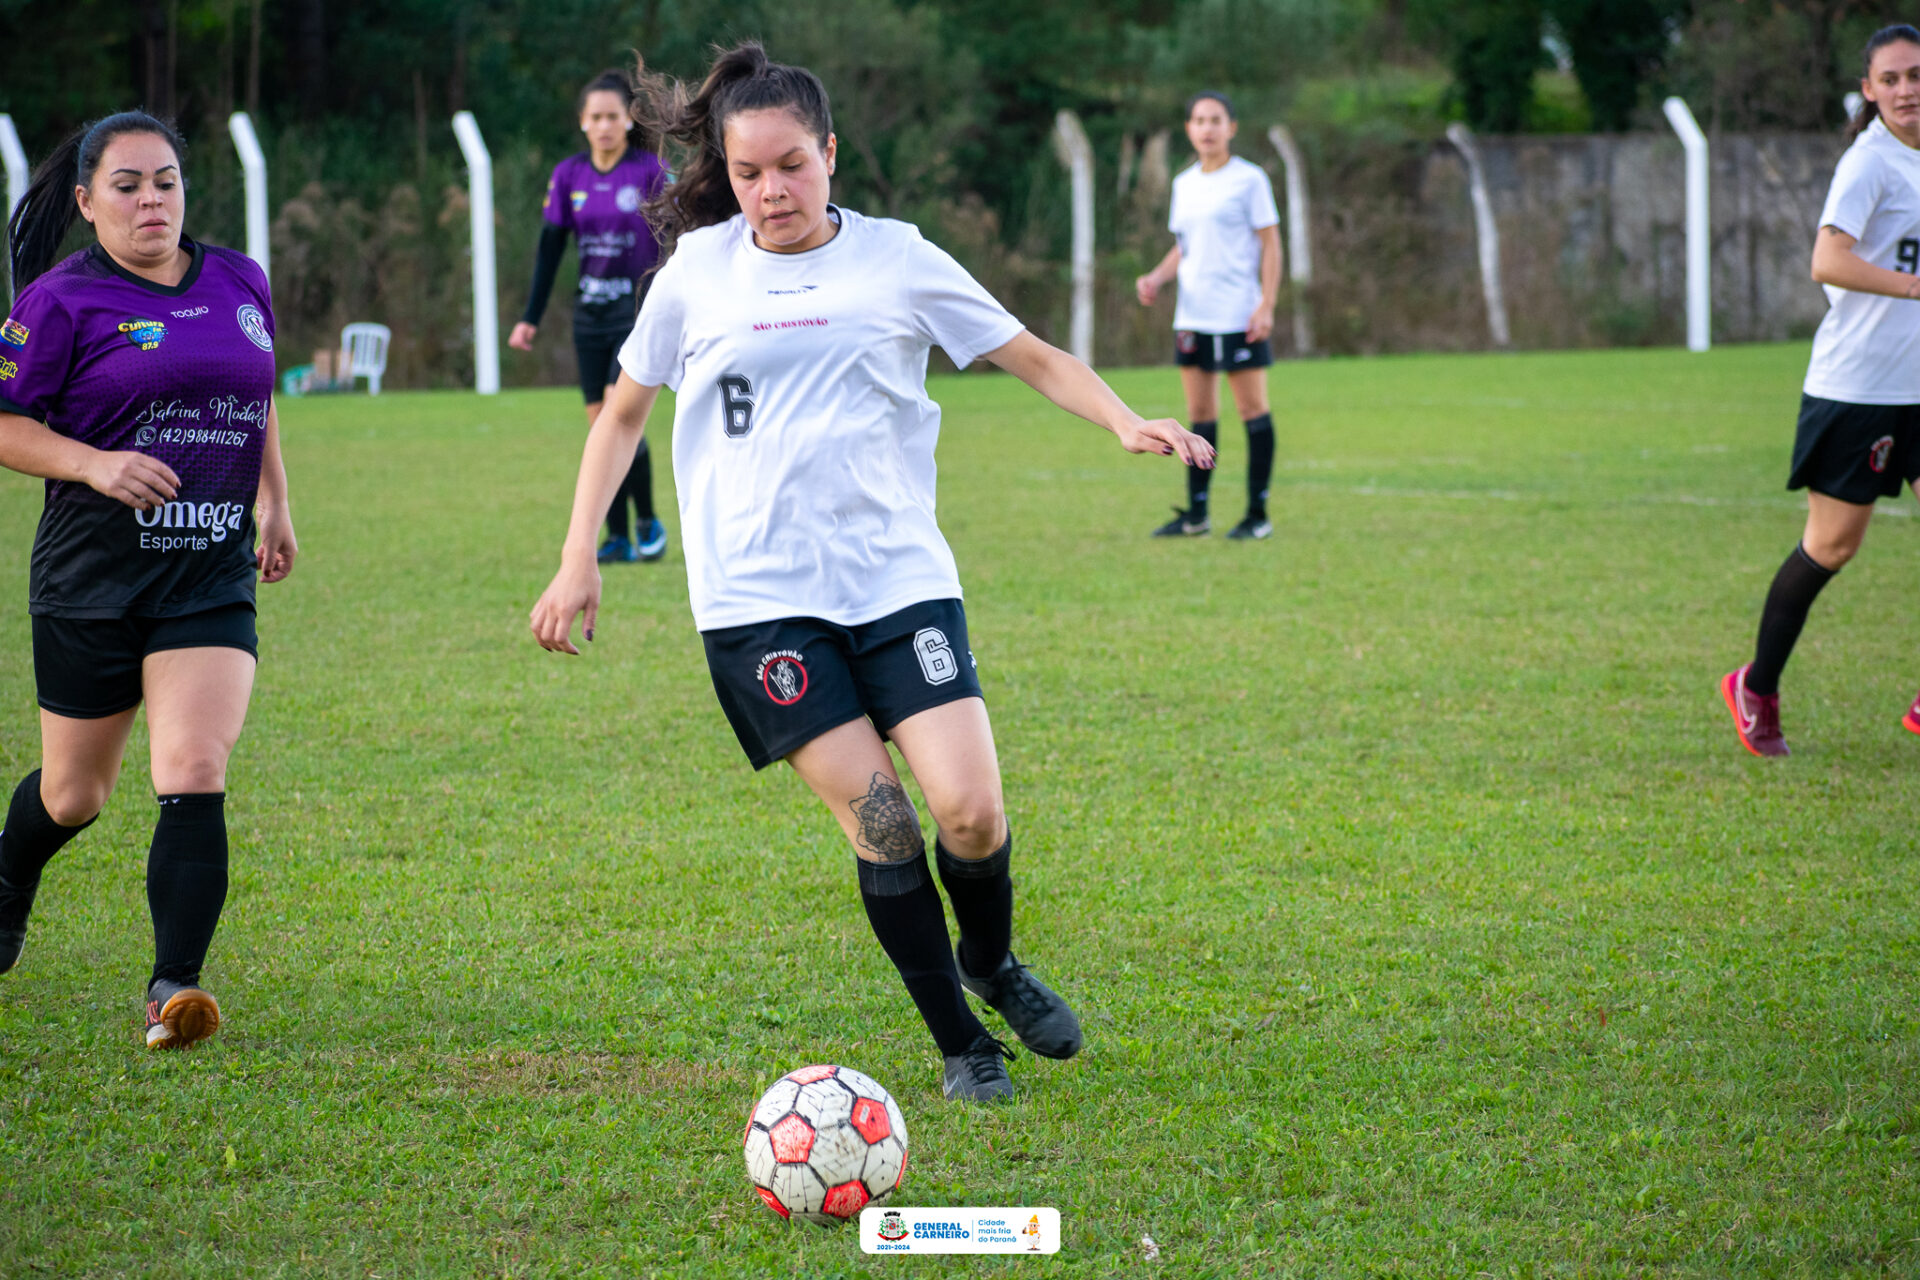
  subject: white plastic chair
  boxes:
[340,322,391,395]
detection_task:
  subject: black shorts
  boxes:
[32,601,258,720]
[573,293,643,404]
[1789,396,1920,504]
[701,598,984,770]
[1174,330,1273,373]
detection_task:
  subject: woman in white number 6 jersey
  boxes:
[531,43,1213,1102]
[1720,24,1920,757]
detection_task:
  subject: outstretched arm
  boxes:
[981,330,1215,467]
[529,373,662,654]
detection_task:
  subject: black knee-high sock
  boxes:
[858,853,988,1056]
[1747,543,1839,696]
[147,793,228,990]
[0,770,94,889]
[936,833,1012,980]
[1187,420,1217,518]
[1244,413,1275,520]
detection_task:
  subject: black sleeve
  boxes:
[521,224,570,327]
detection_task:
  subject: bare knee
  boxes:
[1801,532,1861,571]
[931,794,1006,860]
[151,746,229,797]
[39,774,111,827]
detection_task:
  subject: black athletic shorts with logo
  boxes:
[571,290,645,404]
[1789,395,1920,504]
[32,601,257,719]
[701,598,984,770]
[1174,330,1273,374]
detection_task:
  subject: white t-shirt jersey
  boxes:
[1169,155,1281,335]
[1804,117,1920,405]
[620,207,1026,632]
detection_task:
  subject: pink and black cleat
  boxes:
[1720,664,1789,758]
[1904,689,1920,736]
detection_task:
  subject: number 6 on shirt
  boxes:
[720,374,755,437]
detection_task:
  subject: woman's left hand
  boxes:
[1116,417,1216,468]
[256,508,298,583]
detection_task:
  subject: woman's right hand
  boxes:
[508,322,539,351]
[82,449,179,511]
[530,556,602,655]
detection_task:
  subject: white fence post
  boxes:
[1,114,27,300]
[1266,124,1314,355]
[452,110,500,395]
[1051,109,1094,367]
[226,112,270,283]
[1663,96,1710,353]
[1445,123,1511,349]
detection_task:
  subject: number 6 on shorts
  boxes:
[913,627,958,684]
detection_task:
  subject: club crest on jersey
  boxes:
[118,319,167,351]
[756,650,809,706]
[570,190,589,213]
[236,305,273,351]
[1869,434,1895,474]
[616,184,641,213]
[0,319,27,347]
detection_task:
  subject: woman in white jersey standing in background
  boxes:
[1135,90,1282,541]
[1721,24,1920,757]
[531,44,1212,1103]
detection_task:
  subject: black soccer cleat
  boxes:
[0,871,40,975]
[1150,507,1209,538]
[1225,514,1273,541]
[957,949,1084,1060]
[942,1032,1016,1103]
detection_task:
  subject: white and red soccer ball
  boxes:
[744,1064,908,1225]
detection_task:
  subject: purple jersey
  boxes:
[0,238,275,618]
[541,148,667,309]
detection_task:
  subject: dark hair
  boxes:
[1186,90,1237,122]
[635,42,832,252]
[1848,24,1920,141]
[578,67,638,122]
[7,110,186,290]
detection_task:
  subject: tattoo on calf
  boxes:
[850,773,923,862]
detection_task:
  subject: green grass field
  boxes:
[1,344,1915,1278]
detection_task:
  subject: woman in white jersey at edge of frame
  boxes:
[530,44,1214,1102]
[1720,23,1920,758]
[1135,89,1282,541]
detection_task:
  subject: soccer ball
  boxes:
[744,1064,909,1225]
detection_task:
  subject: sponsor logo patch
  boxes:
[1,319,29,347]
[570,189,589,213]
[236,305,273,351]
[170,305,209,319]
[1869,433,1895,474]
[0,355,15,381]
[118,318,167,351]
[756,650,809,705]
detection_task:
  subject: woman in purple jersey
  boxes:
[0,111,296,1050]
[510,69,671,564]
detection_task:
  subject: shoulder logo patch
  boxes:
[0,319,27,347]
[236,305,273,351]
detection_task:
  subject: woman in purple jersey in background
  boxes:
[510,69,670,564]
[0,111,296,1050]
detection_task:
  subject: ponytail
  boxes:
[7,110,186,290]
[1848,25,1920,141]
[635,42,832,252]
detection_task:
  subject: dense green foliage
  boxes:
[2,344,1917,1274]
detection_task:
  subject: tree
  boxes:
[1548,0,1687,132]
[1409,0,1546,132]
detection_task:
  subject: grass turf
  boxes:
[0,343,1915,1277]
